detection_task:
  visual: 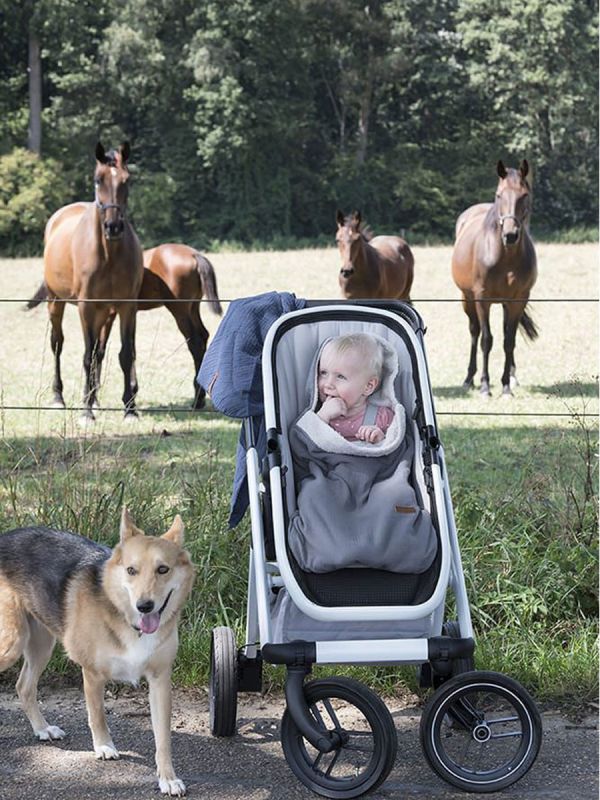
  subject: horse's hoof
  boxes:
[509,375,519,390]
[124,411,139,423]
[78,412,95,427]
[502,386,514,399]
[480,386,491,398]
[51,399,66,409]
[462,379,474,391]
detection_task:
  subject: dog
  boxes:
[0,507,195,796]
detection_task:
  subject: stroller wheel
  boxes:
[209,626,238,737]
[420,670,542,793]
[281,676,397,798]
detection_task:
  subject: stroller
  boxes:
[204,299,542,798]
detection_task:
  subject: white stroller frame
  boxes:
[208,300,542,798]
[246,303,473,658]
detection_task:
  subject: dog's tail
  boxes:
[519,307,538,340]
[26,282,48,310]
[194,251,222,316]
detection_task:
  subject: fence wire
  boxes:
[2,295,597,420]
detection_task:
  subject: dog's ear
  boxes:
[120,506,145,542]
[162,514,184,547]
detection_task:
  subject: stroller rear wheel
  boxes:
[420,670,542,793]
[281,676,397,799]
[209,626,238,737]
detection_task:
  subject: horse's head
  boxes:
[94,141,132,240]
[495,160,531,247]
[336,209,363,278]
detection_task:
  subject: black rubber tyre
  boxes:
[420,670,542,793]
[209,626,238,737]
[281,677,397,798]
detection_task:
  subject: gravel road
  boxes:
[0,683,597,799]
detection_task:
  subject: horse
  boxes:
[27,142,143,421]
[335,210,414,300]
[139,243,222,408]
[451,160,538,397]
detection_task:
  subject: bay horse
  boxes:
[139,244,222,408]
[27,142,143,421]
[451,160,538,396]
[336,210,414,300]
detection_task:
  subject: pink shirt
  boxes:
[328,405,394,441]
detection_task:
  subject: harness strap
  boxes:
[362,402,379,427]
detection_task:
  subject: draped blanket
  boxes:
[287,335,438,574]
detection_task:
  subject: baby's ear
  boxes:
[364,376,379,396]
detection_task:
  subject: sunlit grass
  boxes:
[0,245,597,702]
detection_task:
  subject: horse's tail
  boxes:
[26,282,48,310]
[194,251,222,315]
[519,307,539,341]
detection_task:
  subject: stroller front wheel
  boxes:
[209,626,238,737]
[281,676,397,799]
[419,670,542,792]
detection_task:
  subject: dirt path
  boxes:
[0,684,597,799]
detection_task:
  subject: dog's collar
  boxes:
[132,589,174,635]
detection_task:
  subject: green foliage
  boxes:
[0,0,597,251]
[0,149,71,256]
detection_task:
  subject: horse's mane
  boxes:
[343,214,374,242]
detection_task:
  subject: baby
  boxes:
[316,333,394,443]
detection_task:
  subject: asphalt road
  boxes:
[0,684,597,799]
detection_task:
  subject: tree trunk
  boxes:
[355,70,372,166]
[27,29,42,154]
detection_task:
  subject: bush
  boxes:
[0,149,72,256]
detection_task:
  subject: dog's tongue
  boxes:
[139,612,160,634]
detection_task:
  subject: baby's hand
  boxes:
[357,425,385,443]
[317,397,347,422]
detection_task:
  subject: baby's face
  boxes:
[318,344,379,415]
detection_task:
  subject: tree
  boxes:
[455,0,599,227]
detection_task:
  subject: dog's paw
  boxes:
[158,777,186,796]
[36,725,66,741]
[94,744,120,760]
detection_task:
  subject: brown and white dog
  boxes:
[0,507,195,796]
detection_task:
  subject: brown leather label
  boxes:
[395,505,416,513]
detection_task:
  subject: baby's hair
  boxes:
[325,333,384,379]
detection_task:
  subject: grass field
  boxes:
[0,243,597,703]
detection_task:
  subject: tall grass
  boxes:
[0,245,597,703]
[0,408,596,703]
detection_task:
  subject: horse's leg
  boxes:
[462,296,480,389]
[118,306,138,419]
[78,303,102,421]
[501,302,524,396]
[48,300,66,408]
[169,302,209,409]
[92,310,117,409]
[475,299,493,396]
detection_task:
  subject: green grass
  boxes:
[0,245,597,705]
